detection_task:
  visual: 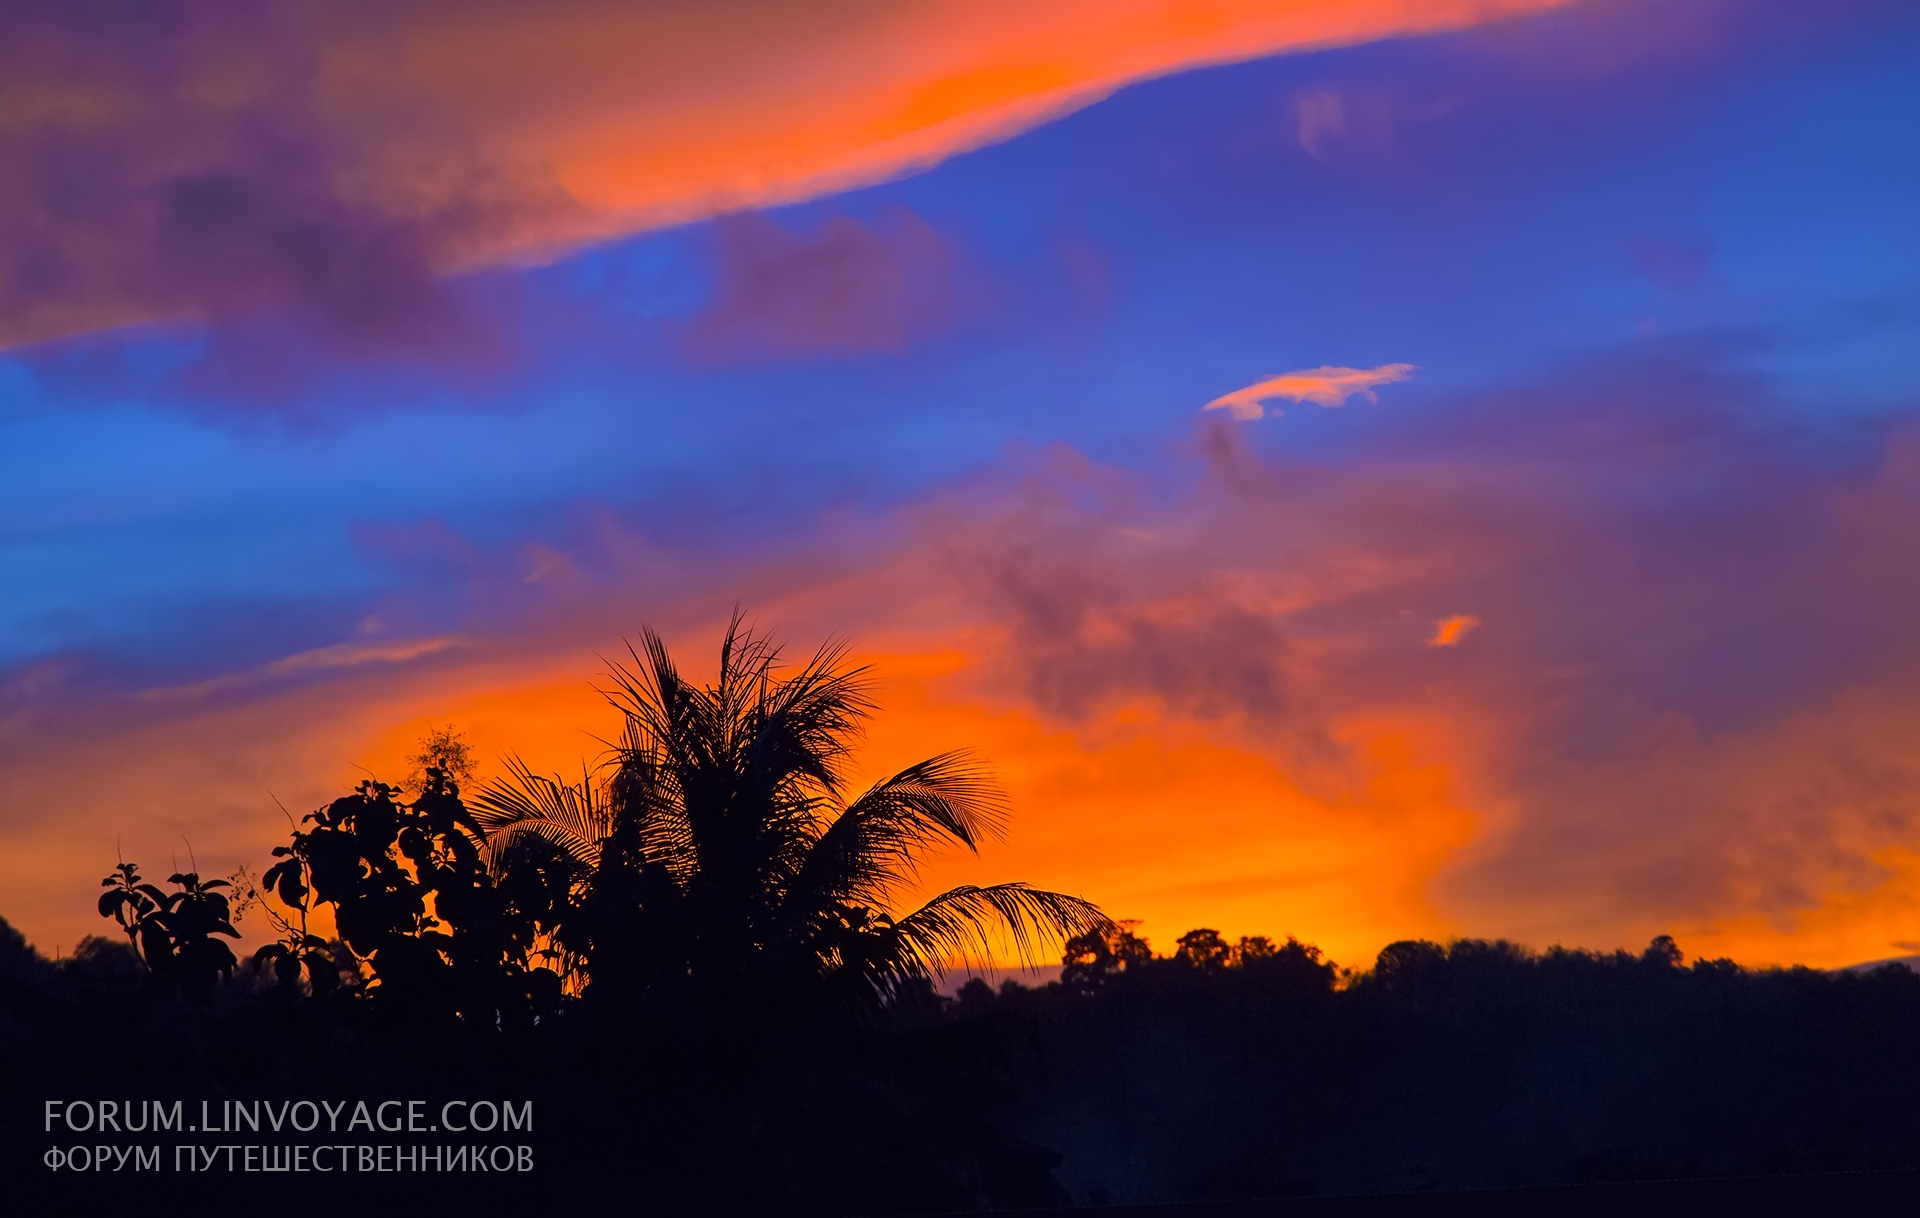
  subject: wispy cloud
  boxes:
[140,636,467,703]
[682,209,968,361]
[1203,363,1415,419]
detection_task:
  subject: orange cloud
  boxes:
[511,1,1570,230]
[0,0,1574,347]
[1203,363,1416,419]
[1428,614,1481,646]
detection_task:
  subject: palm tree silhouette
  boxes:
[471,614,1107,1008]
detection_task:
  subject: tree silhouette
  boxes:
[1644,933,1683,967]
[1235,935,1278,963]
[403,723,478,793]
[1176,928,1233,973]
[472,615,1109,1011]
[1062,920,1154,991]
[461,616,1111,1209]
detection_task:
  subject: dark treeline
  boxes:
[12,913,1920,1209]
[951,929,1920,1205]
[6,620,1920,1210]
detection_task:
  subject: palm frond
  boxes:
[882,883,1109,982]
[746,635,875,797]
[468,756,612,875]
[599,628,685,760]
[847,751,1008,850]
[600,619,877,892]
[784,752,1008,919]
[603,725,697,881]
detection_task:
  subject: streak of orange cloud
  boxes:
[503,1,1573,233]
[1,0,1574,347]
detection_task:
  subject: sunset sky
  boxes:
[4,0,1919,972]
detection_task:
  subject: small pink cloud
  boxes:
[1295,91,1345,159]
[1203,363,1415,420]
[1428,614,1481,647]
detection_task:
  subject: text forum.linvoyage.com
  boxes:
[47,1097,530,1135]
[39,1098,535,1174]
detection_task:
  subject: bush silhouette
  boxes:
[97,861,239,1000]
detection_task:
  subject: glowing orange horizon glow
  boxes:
[10,614,1920,978]
[0,637,1482,971]
[11,420,1920,977]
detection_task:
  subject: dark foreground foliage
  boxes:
[0,917,1060,1211]
[4,620,1102,1213]
[10,917,1920,1211]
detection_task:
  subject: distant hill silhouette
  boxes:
[1840,954,1920,975]
[939,964,1063,995]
